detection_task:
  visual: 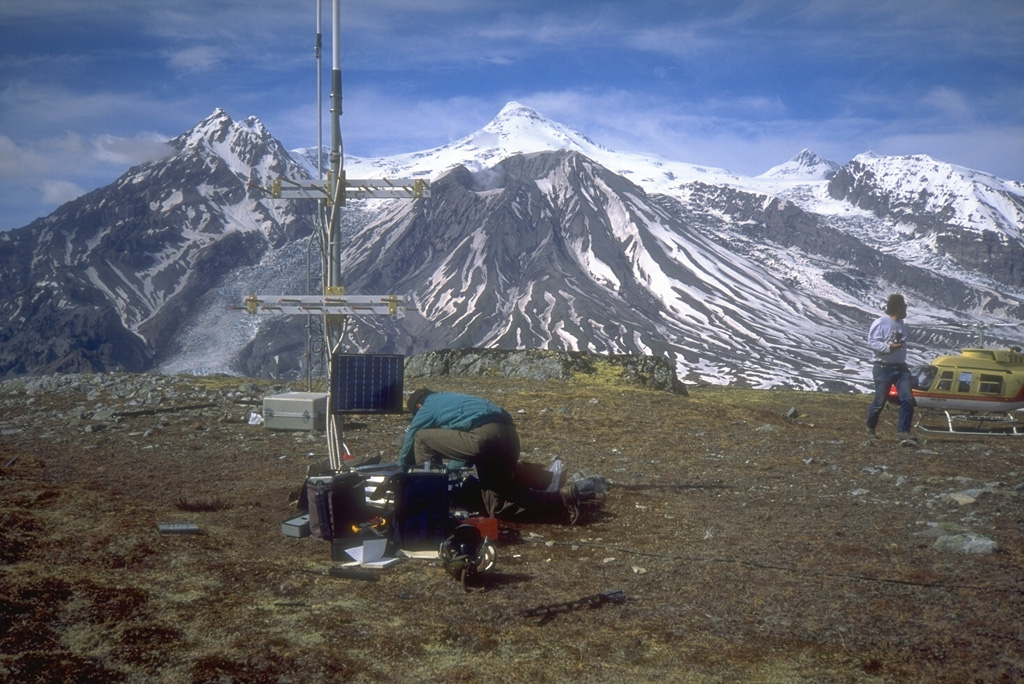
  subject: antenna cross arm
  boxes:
[232,294,412,318]
[252,176,431,201]
[346,178,431,199]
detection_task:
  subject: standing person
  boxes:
[400,388,605,524]
[865,294,916,445]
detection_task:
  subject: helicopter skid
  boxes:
[915,408,1023,436]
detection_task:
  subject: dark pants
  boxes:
[866,363,915,434]
[412,421,564,521]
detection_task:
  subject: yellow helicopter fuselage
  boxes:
[912,348,1024,412]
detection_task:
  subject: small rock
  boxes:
[914,521,970,538]
[933,533,998,555]
[945,492,977,506]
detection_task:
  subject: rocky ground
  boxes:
[0,370,1021,683]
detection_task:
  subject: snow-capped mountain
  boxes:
[0,110,315,376]
[832,152,1024,240]
[827,153,1024,290]
[2,103,1022,389]
[297,151,876,389]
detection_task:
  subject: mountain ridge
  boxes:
[2,104,1022,388]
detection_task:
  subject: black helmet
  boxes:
[439,524,497,591]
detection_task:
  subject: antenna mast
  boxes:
[307,0,324,392]
[241,0,429,470]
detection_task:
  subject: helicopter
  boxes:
[889,324,1024,435]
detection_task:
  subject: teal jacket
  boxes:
[398,392,513,466]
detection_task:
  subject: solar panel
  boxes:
[330,353,405,414]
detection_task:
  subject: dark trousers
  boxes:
[866,363,915,434]
[412,421,564,520]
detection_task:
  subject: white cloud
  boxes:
[39,179,85,205]
[0,134,45,176]
[92,133,174,166]
[167,45,225,74]
[920,87,974,122]
[0,129,175,230]
[338,89,497,156]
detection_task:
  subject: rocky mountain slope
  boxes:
[827,153,1024,290]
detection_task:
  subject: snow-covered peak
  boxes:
[336,102,611,180]
[758,149,841,180]
[172,110,275,154]
[172,109,234,150]
[481,101,607,156]
[335,101,741,192]
[166,109,296,184]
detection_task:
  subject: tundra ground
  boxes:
[1,374,1021,683]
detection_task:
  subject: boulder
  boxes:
[405,348,687,395]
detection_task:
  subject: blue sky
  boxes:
[1,0,1022,231]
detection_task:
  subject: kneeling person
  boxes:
[400,389,602,524]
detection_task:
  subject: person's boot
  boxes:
[559,476,609,525]
[560,483,581,525]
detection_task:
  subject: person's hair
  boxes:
[407,388,434,415]
[885,294,906,316]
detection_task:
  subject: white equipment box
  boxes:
[263,392,328,432]
[280,514,311,538]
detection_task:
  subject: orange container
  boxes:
[463,516,499,540]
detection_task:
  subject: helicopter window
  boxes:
[911,365,937,391]
[957,372,972,393]
[978,374,1003,394]
[936,371,954,391]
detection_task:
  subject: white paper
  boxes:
[343,538,399,568]
[397,549,441,559]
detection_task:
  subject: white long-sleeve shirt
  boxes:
[867,314,908,364]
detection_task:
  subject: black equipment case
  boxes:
[391,468,457,551]
[302,472,370,540]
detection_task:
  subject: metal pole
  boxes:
[308,0,323,392]
[328,0,343,290]
[326,0,345,469]
[316,0,323,182]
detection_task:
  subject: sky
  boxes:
[1,0,1023,232]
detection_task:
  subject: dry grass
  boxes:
[1,375,1022,683]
